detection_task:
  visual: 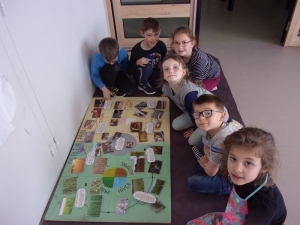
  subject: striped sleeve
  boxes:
[188,48,220,81]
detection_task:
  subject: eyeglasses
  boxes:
[192,110,221,119]
[173,41,191,48]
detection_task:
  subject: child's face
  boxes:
[162,58,186,83]
[141,29,161,48]
[172,33,195,57]
[227,146,265,186]
[193,102,225,133]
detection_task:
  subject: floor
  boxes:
[199,0,300,224]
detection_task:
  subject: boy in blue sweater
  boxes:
[90,37,134,99]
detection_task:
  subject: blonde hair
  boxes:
[220,127,281,187]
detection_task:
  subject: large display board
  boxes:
[45,97,171,223]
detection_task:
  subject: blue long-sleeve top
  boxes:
[90,48,128,89]
[184,91,198,127]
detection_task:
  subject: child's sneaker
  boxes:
[138,83,156,95]
[108,87,126,97]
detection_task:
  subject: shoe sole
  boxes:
[138,86,156,95]
[110,93,126,97]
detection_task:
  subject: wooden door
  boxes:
[284,0,300,46]
[106,0,197,49]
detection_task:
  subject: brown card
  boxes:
[114,101,124,110]
[151,110,164,119]
[112,110,123,118]
[151,146,163,154]
[126,142,133,148]
[130,122,142,132]
[101,133,109,140]
[84,120,96,129]
[93,158,107,174]
[83,131,95,143]
[133,109,148,118]
[71,158,85,174]
[148,160,163,174]
[154,121,162,130]
[92,108,102,118]
[112,132,122,140]
[154,131,164,142]
[136,158,145,172]
[130,152,145,157]
[138,131,148,142]
[110,119,119,126]
[102,142,114,153]
[94,99,105,108]
[156,100,167,109]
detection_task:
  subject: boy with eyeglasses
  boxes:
[128,17,167,94]
[188,94,242,195]
[90,37,134,99]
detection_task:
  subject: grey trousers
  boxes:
[172,112,204,147]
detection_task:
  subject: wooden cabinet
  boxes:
[284,0,300,46]
[106,0,197,48]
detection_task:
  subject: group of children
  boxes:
[90,17,286,224]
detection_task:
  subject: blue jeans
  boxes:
[188,163,232,195]
[134,64,160,87]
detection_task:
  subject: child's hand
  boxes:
[161,93,166,97]
[183,128,194,138]
[136,57,148,67]
[102,87,111,100]
[198,155,208,168]
[204,145,210,159]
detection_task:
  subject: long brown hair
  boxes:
[220,127,281,187]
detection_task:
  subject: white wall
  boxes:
[0,0,110,224]
[0,39,62,223]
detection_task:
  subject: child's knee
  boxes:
[141,64,153,75]
[172,120,182,131]
[187,175,205,192]
[188,137,195,146]
[188,136,203,147]
[187,176,194,191]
